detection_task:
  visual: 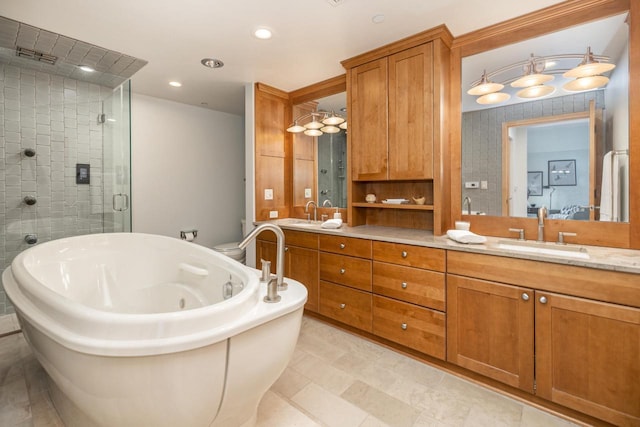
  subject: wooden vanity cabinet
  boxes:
[343,27,451,233]
[447,251,640,426]
[318,235,373,332]
[256,229,319,312]
[372,242,446,359]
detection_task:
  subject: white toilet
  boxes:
[212,219,247,264]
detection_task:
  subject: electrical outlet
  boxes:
[465,181,480,189]
[264,188,273,200]
[481,180,488,190]
[304,188,312,198]
[269,210,278,218]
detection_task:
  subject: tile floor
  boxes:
[0,314,582,427]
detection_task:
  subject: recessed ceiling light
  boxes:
[201,58,224,68]
[169,81,182,87]
[253,27,273,40]
[78,65,95,72]
[372,14,385,24]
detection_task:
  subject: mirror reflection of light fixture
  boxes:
[468,48,615,105]
[563,75,609,92]
[477,92,511,105]
[287,111,347,136]
[516,84,555,99]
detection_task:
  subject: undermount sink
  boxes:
[495,239,590,259]
[275,218,323,228]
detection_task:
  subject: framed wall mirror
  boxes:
[450,0,638,248]
[461,12,628,222]
[288,75,347,214]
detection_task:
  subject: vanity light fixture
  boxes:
[287,111,346,136]
[468,48,615,105]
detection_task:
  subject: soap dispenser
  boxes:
[333,207,341,220]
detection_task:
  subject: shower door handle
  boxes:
[112,193,130,211]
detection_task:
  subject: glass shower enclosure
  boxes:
[0,61,132,317]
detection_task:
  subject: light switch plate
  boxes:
[481,180,488,189]
[264,188,274,200]
[269,210,278,218]
[304,188,312,198]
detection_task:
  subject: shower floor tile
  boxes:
[0,315,583,427]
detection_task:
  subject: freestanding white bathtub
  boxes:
[2,232,307,427]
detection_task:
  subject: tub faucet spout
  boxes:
[238,223,287,301]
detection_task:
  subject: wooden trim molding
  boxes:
[289,74,346,106]
[341,25,453,70]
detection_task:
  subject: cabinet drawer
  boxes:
[373,295,445,360]
[319,234,372,258]
[373,262,445,311]
[259,229,318,250]
[320,281,372,332]
[373,241,445,271]
[320,252,372,291]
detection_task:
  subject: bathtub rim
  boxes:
[3,232,308,356]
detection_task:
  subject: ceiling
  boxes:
[0,0,570,116]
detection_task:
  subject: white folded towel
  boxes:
[447,229,487,244]
[321,218,343,229]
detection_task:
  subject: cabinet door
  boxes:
[286,245,319,313]
[350,58,388,181]
[388,43,433,180]
[447,274,534,392]
[536,292,640,427]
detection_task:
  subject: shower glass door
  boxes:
[102,81,132,232]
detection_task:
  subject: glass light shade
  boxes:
[511,73,554,88]
[322,115,345,125]
[516,84,555,99]
[339,121,347,130]
[287,124,306,133]
[467,81,504,96]
[563,75,609,92]
[320,125,341,134]
[476,92,510,105]
[304,119,324,130]
[563,62,615,78]
[304,129,323,137]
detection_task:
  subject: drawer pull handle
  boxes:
[340,303,346,309]
[340,268,346,274]
[401,282,408,289]
[539,296,548,304]
[401,323,407,330]
[401,251,408,258]
[521,292,529,301]
[340,243,346,249]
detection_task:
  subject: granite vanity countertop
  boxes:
[263,219,640,275]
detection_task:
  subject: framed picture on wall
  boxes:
[527,171,543,196]
[548,159,576,186]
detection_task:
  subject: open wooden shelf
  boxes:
[352,202,434,210]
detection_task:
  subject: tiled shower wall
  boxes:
[461,91,605,216]
[0,63,112,315]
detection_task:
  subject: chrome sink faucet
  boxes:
[463,196,471,215]
[537,205,548,242]
[305,200,318,222]
[238,223,287,302]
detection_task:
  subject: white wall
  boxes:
[131,94,245,248]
